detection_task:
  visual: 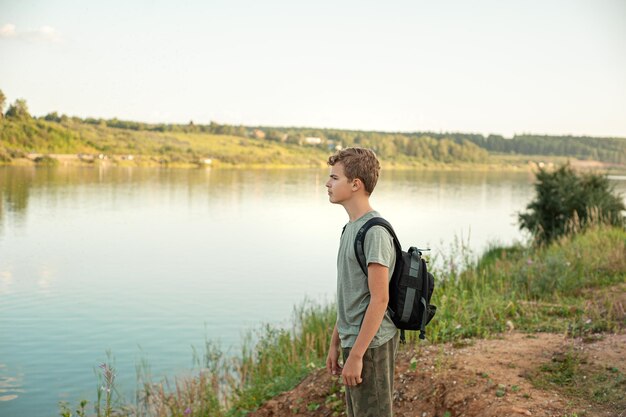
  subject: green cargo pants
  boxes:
[341,332,399,417]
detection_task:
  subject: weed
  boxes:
[58,399,88,417]
[529,349,626,410]
[324,393,344,414]
[451,339,474,349]
[306,402,321,411]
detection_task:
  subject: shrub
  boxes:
[0,147,11,162]
[518,164,625,244]
[34,155,60,166]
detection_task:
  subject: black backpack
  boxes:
[353,217,437,343]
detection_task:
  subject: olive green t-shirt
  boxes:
[336,211,397,349]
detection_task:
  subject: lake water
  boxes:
[0,166,624,416]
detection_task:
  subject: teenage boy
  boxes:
[325,147,399,417]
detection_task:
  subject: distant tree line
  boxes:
[1,89,625,165]
[251,126,626,164]
[461,133,626,165]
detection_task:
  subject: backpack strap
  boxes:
[420,255,428,340]
[354,217,402,276]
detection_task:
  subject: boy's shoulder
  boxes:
[352,210,381,227]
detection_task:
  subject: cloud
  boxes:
[0,23,61,43]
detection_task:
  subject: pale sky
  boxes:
[1,0,625,138]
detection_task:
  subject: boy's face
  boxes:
[326,162,355,205]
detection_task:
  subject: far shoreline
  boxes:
[2,153,626,174]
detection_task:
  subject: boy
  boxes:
[325,147,399,417]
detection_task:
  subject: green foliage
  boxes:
[34,155,60,166]
[228,300,336,414]
[5,98,31,119]
[471,133,626,165]
[44,111,63,122]
[518,164,625,245]
[58,399,88,417]
[3,111,625,167]
[422,226,626,344]
[530,349,625,408]
[0,118,329,167]
[0,147,12,162]
[0,118,96,154]
[0,89,5,116]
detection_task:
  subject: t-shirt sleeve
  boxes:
[364,225,394,268]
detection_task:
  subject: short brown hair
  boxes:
[327,147,380,195]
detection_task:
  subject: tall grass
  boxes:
[61,225,625,416]
[227,300,336,416]
[423,225,626,344]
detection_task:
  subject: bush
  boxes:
[518,164,625,244]
[5,98,31,119]
[34,155,60,166]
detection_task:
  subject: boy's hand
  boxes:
[341,354,363,386]
[326,347,342,376]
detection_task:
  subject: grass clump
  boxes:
[423,225,626,345]
[228,300,335,415]
[529,349,626,410]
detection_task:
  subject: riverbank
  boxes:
[233,225,626,417]
[4,152,626,173]
[64,225,625,417]
[251,330,626,417]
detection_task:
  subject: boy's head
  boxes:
[327,147,380,195]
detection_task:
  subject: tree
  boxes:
[44,111,61,122]
[5,98,31,119]
[518,164,625,244]
[0,89,5,118]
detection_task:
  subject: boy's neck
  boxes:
[343,198,374,222]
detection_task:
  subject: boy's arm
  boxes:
[326,321,342,375]
[341,262,389,386]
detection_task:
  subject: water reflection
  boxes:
[0,269,13,296]
[0,166,35,228]
[0,364,22,403]
[0,166,327,230]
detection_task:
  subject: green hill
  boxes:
[1,112,625,168]
[0,117,329,168]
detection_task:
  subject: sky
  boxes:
[1,0,625,138]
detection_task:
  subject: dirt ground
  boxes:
[247,331,626,417]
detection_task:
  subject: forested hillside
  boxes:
[1,94,625,167]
